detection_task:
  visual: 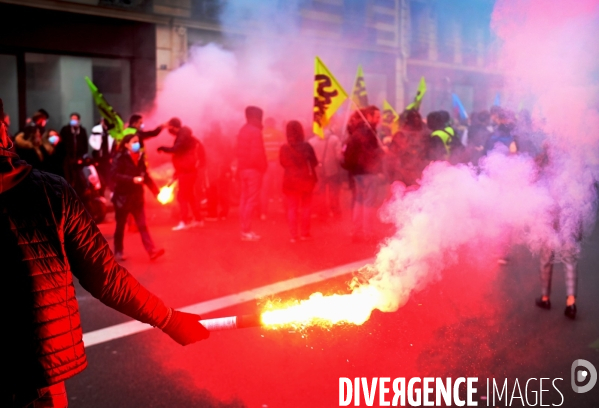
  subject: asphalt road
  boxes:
[67,186,599,408]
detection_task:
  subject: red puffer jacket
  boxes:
[1,168,170,390]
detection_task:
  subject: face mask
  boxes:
[48,135,60,145]
[139,123,145,130]
[131,142,141,153]
[70,119,79,127]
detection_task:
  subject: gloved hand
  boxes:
[162,310,210,346]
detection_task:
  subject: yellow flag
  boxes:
[313,56,348,138]
[406,76,427,111]
[351,65,368,109]
[382,99,399,136]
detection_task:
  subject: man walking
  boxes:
[236,106,267,241]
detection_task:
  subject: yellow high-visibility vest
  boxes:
[431,127,455,154]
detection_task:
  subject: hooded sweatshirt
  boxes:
[279,121,318,194]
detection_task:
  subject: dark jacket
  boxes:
[388,127,430,186]
[0,154,170,390]
[342,122,384,175]
[236,123,267,173]
[111,150,159,210]
[59,125,89,162]
[280,142,318,194]
[160,127,204,175]
[132,125,163,149]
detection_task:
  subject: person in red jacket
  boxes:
[0,99,209,408]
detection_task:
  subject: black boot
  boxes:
[564,304,577,320]
[535,297,551,310]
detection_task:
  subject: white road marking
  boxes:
[83,258,373,347]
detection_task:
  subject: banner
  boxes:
[451,93,469,121]
[406,76,427,111]
[85,76,128,142]
[313,57,348,138]
[351,65,369,109]
[381,99,399,138]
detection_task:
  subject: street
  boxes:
[67,188,599,408]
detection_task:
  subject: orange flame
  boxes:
[157,181,177,205]
[260,285,382,329]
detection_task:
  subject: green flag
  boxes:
[406,76,427,111]
[85,76,128,142]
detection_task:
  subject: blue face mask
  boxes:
[131,142,141,153]
[70,119,79,127]
[48,135,60,145]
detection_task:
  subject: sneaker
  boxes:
[189,220,205,228]
[241,232,260,241]
[535,297,551,310]
[115,252,127,262]
[149,248,165,260]
[172,221,189,231]
[564,304,577,320]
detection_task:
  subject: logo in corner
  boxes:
[571,359,597,393]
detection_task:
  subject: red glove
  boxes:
[162,310,210,346]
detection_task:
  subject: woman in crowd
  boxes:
[112,134,165,261]
[279,121,318,243]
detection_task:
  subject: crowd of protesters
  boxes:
[1,99,577,319]
[1,101,546,246]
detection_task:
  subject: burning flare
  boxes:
[260,285,382,328]
[157,180,177,205]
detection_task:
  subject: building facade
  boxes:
[0,0,501,135]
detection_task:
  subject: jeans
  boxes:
[260,161,281,216]
[285,191,312,239]
[313,172,342,219]
[352,174,379,236]
[206,173,231,218]
[239,169,263,233]
[177,172,202,223]
[540,247,578,297]
[9,382,67,408]
[114,204,155,254]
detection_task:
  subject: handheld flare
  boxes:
[199,314,262,331]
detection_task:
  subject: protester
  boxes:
[280,121,318,242]
[427,110,463,163]
[0,98,209,407]
[236,106,268,241]
[534,144,579,320]
[309,121,343,220]
[158,118,205,231]
[128,114,167,148]
[59,112,89,184]
[260,117,285,220]
[342,106,384,242]
[387,109,430,188]
[112,134,164,261]
[29,109,49,134]
[204,122,233,221]
[89,119,115,195]
[41,129,67,178]
[467,110,492,165]
[14,124,47,170]
[485,109,518,154]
